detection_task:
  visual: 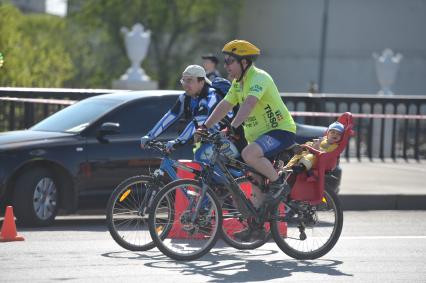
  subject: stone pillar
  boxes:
[112,23,158,90]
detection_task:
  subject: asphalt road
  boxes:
[1,211,425,282]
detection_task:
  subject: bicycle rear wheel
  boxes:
[271,188,343,259]
[149,179,222,261]
[106,176,173,251]
[219,177,272,249]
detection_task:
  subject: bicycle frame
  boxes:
[157,156,200,181]
[149,139,271,224]
[133,142,203,217]
[198,138,271,225]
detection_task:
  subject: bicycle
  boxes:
[148,131,343,261]
[106,140,271,251]
[106,140,200,251]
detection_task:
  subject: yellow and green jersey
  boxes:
[224,65,296,143]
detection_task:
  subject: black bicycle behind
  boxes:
[106,139,271,251]
[106,140,200,251]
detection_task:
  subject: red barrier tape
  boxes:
[1,97,425,119]
[291,111,426,120]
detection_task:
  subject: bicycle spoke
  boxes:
[149,180,221,261]
[107,177,162,251]
[271,189,343,259]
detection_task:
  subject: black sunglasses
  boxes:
[224,57,237,66]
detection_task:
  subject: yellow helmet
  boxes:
[222,40,260,59]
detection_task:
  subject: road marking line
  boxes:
[341,236,426,239]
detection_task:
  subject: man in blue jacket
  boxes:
[140,65,232,152]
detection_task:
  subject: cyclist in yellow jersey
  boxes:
[200,40,297,241]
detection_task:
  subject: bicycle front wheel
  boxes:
[271,188,343,260]
[106,175,172,251]
[149,179,222,261]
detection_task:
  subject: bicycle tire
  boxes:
[219,177,272,250]
[106,175,173,251]
[271,188,343,260]
[149,178,222,261]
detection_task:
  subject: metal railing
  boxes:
[283,93,426,161]
[1,87,425,161]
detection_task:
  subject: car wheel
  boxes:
[13,168,59,226]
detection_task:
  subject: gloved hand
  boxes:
[194,125,208,143]
[165,139,181,151]
[140,135,152,149]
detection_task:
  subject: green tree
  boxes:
[66,0,241,89]
[0,3,74,87]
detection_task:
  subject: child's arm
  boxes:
[301,144,323,156]
[312,138,322,149]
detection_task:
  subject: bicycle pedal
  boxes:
[197,225,212,235]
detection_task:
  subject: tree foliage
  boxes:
[0,3,74,87]
[66,0,241,89]
[0,1,241,89]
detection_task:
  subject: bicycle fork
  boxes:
[138,179,162,217]
[176,182,212,234]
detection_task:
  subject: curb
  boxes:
[340,194,426,210]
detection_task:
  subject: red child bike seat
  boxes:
[289,112,355,204]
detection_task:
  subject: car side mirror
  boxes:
[96,122,120,143]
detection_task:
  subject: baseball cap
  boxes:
[328,121,345,133]
[182,65,212,84]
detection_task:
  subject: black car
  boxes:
[0,91,341,226]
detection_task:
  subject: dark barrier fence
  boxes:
[1,87,425,161]
[284,93,426,161]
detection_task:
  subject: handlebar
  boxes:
[144,140,184,153]
[197,131,224,145]
[145,140,168,152]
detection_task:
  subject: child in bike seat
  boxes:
[284,121,345,173]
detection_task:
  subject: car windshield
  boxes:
[31,98,122,133]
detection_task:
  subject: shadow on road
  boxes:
[102,248,353,282]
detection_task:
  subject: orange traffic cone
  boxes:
[0,206,25,242]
